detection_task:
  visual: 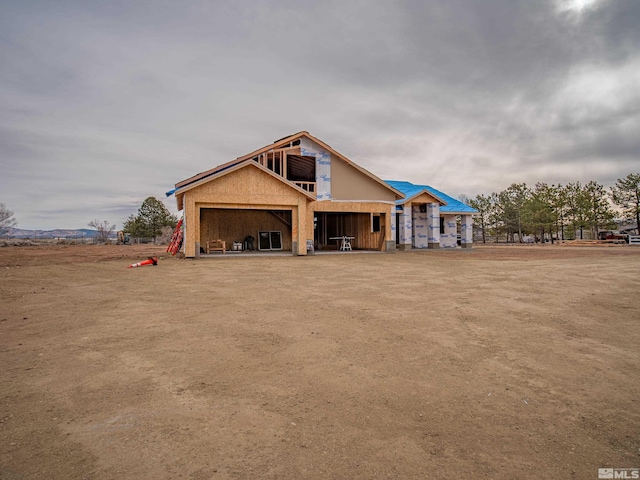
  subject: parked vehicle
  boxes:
[117,231,131,245]
[598,231,629,243]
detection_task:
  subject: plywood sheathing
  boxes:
[174,141,302,193]
[174,131,405,255]
[175,160,315,211]
[182,163,312,257]
[174,131,403,210]
[404,191,446,206]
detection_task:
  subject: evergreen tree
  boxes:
[565,182,589,239]
[469,194,493,243]
[523,183,555,242]
[123,197,178,241]
[550,184,570,241]
[583,181,615,238]
[611,173,640,231]
[495,184,529,242]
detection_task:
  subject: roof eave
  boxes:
[441,210,479,215]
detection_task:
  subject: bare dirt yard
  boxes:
[1,244,639,479]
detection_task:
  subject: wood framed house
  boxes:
[385,181,478,249]
[169,132,405,257]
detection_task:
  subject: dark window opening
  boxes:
[372,214,381,233]
[440,217,445,235]
[286,155,316,182]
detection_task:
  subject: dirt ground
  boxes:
[1,243,639,479]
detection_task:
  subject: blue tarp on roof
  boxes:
[385,180,478,214]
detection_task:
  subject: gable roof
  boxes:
[385,180,478,214]
[385,181,449,206]
[168,131,404,201]
[173,159,316,210]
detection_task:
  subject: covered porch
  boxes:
[314,211,387,251]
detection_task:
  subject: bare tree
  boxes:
[88,219,116,244]
[156,225,175,245]
[0,203,17,237]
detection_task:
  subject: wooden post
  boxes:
[283,151,287,180]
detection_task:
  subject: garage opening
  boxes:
[200,208,292,252]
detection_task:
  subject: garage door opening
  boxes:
[200,208,292,252]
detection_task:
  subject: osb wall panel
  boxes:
[200,209,292,250]
[330,158,397,202]
[405,192,443,206]
[352,213,385,250]
[184,192,198,257]
[182,164,312,256]
[312,200,394,214]
[313,200,392,247]
[190,164,308,207]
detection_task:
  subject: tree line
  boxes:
[466,173,640,243]
[3,174,639,245]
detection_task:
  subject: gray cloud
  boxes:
[1,0,638,228]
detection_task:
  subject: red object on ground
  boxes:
[128,257,158,268]
[167,218,184,255]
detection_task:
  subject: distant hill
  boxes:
[4,228,107,239]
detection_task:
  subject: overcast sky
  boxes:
[1,0,639,230]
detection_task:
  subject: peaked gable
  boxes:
[171,131,405,205]
[174,160,315,210]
